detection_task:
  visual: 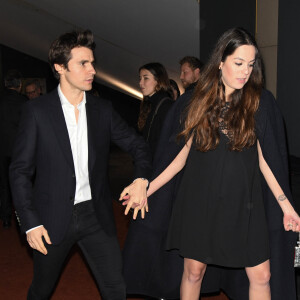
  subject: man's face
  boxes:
[56,47,96,93]
[180,62,200,89]
[26,83,41,100]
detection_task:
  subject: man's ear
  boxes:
[54,64,65,75]
[194,67,200,80]
[195,68,200,76]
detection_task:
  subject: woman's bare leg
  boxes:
[180,258,207,300]
[245,260,271,300]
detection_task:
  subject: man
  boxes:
[0,69,27,228]
[25,79,42,100]
[10,30,151,300]
[179,56,203,91]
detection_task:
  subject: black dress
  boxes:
[166,104,270,268]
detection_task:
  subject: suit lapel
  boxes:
[48,90,75,171]
[86,95,98,174]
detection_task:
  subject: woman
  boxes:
[138,62,173,155]
[170,79,181,100]
[122,28,300,299]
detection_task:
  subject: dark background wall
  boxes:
[0,44,140,128]
[199,0,256,64]
[277,0,300,157]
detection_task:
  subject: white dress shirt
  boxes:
[58,85,92,204]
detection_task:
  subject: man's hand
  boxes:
[119,178,148,219]
[26,226,52,255]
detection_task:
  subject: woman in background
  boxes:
[169,79,181,100]
[138,62,173,155]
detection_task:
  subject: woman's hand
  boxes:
[119,178,149,219]
[283,210,300,232]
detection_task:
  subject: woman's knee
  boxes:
[247,263,271,286]
[183,259,207,283]
[253,270,271,286]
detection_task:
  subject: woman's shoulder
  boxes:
[259,89,276,109]
[155,91,173,109]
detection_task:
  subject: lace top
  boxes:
[219,102,231,137]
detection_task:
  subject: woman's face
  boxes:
[139,69,158,97]
[219,45,256,99]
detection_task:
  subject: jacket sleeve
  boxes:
[109,103,152,181]
[9,103,41,232]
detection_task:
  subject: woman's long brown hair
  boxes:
[180,28,263,151]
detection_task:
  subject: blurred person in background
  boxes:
[24,78,42,100]
[138,62,173,156]
[169,79,181,100]
[0,69,27,228]
[179,56,202,92]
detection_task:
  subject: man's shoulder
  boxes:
[86,94,113,110]
[0,89,27,103]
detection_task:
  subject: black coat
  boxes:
[142,90,173,155]
[0,88,27,156]
[123,89,296,299]
[9,89,152,245]
[123,88,193,298]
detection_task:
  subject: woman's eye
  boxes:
[235,63,242,66]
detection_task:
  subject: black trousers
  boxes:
[0,155,12,221]
[27,200,126,300]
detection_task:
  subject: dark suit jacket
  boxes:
[9,89,152,245]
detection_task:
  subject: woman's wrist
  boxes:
[278,195,295,214]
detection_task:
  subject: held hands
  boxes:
[283,210,300,232]
[26,226,52,255]
[119,178,148,219]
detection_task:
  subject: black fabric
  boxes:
[123,89,297,299]
[28,201,126,300]
[290,156,300,214]
[0,88,27,156]
[166,131,270,268]
[0,156,12,220]
[9,89,152,244]
[185,81,198,93]
[142,90,173,155]
[0,88,26,222]
[123,89,193,299]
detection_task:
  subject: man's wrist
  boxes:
[133,178,149,190]
[26,225,43,234]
